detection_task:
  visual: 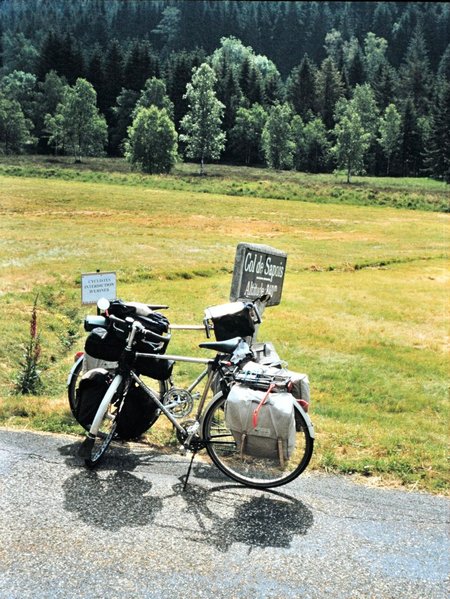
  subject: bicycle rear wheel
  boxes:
[203,393,314,489]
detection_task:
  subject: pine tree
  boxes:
[37,31,65,81]
[437,44,450,83]
[400,26,432,116]
[346,46,365,88]
[59,33,84,85]
[103,40,125,112]
[422,82,450,181]
[86,48,107,113]
[125,41,155,92]
[315,57,344,129]
[110,88,140,156]
[372,63,396,111]
[166,51,202,128]
[400,99,422,177]
[214,60,243,154]
[239,55,253,106]
[286,55,317,120]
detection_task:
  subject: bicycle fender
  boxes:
[66,355,84,387]
[294,402,315,439]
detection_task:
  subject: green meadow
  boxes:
[0,164,448,493]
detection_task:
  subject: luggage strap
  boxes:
[252,383,276,428]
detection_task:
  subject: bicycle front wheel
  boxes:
[84,391,123,468]
[203,393,314,489]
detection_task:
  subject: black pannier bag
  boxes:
[84,327,125,362]
[75,368,112,430]
[116,382,160,440]
[205,302,256,341]
[75,369,159,439]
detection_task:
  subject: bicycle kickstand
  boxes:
[183,450,197,491]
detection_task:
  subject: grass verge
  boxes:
[0,169,448,494]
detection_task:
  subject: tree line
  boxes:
[0,1,449,181]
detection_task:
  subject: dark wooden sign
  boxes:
[230,243,287,306]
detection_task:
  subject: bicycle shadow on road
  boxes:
[59,441,313,547]
[59,440,164,531]
[62,469,163,531]
[164,478,314,552]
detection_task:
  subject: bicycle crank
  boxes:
[163,387,194,418]
[176,419,206,452]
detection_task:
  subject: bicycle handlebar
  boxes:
[107,313,171,345]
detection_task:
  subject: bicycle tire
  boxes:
[84,390,124,468]
[202,393,314,489]
[67,355,84,417]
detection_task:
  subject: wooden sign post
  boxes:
[230,243,287,307]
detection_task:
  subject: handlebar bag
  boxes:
[84,327,125,362]
[206,302,256,341]
[225,384,296,462]
[108,300,170,335]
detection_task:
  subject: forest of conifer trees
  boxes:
[0,1,449,180]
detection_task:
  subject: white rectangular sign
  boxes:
[81,271,117,305]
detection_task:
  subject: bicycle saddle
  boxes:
[198,337,242,354]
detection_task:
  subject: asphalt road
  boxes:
[0,429,448,599]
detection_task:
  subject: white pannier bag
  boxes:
[225,383,296,463]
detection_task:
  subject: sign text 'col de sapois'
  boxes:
[230,243,287,307]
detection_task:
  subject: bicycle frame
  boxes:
[128,354,218,437]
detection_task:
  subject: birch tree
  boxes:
[180,63,225,175]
